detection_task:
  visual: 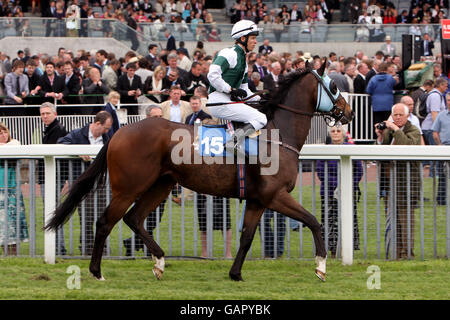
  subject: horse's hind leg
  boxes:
[267,191,327,281]
[89,194,136,280]
[122,175,175,280]
[229,200,265,281]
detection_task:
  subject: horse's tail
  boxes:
[44,141,110,231]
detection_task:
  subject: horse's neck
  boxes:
[270,109,312,152]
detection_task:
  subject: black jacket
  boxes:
[166,35,176,51]
[63,73,82,104]
[262,73,282,92]
[43,118,67,144]
[117,74,143,104]
[38,73,68,102]
[184,71,209,96]
[57,123,110,145]
[353,74,366,94]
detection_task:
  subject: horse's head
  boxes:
[309,59,354,125]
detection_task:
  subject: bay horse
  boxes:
[45,60,353,282]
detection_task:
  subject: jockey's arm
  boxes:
[207,64,232,94]
[239,81,260,102]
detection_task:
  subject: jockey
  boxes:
[207,20,267,140]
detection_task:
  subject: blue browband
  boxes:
[311,70,340,113]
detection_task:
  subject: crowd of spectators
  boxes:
[230,0,448,25]
[0,41,214,116]
[0,0,223,43]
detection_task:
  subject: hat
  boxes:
[385,35,391,41]
[301,52,313,63]
[128,57,139,63]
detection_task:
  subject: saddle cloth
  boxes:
[197,121,259,157]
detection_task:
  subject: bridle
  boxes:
[269,69,351,156]
[277,69,350,126]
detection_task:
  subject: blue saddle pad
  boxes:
[198,125,259,157]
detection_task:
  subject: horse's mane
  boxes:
[259,66,312,120]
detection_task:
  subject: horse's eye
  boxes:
[329,81,337,95]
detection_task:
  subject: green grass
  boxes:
[12,169,450,261]
[0,257,448,299]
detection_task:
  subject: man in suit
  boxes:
[422,33,434,57]
[146,44,159,71]
[79,2,89,37]
[258,39,273,55]
[185,95,212,125]
[165,30,176,52]
[127,11,139,51]
[262,61,282,92]
[117,62,143,115]
[252,53,268,79]
[61,61,81,111]
[39,101,68,254]
[43,0,57,37]
[24,59,42,110]
[57,111,113,256]
[354,61,369,94]
[38,61,67,104]
[160,85,192,123]
[81,67,110,114]
[289,3,303,23]
[380,35,396,56]
[319,0,334,24]
[93,49,108,76]
[365,59,382,86]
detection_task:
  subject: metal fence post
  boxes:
[340,155,353,265]
[44,155,56,264]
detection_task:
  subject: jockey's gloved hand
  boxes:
[230,88,247,101]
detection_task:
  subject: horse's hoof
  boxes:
[91,273,105,281]
[152,267,163,280]
[229,273,243,281]
[315,269,326,282]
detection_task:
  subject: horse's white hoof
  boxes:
[315,269,326,282]
[91,273,106,281]
[315,255,327,282]
[152,267,163,280]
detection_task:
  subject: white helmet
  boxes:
[231,20,260,39]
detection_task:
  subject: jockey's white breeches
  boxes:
[207,91,267,130]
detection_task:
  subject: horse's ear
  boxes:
[305,60,310,70]
[317,57,327,76]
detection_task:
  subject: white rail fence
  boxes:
[1,144,449,265]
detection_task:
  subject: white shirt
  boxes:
[409,114,423,134]
[170,101,182,123]
[88,128,104,145]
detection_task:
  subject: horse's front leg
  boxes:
[267,190,327,281]
[229,200,265,281]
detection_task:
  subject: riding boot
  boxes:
[229,123,255,146]
[234,123,255,154]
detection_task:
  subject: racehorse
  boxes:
[45,60,353,282]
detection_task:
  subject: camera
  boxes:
[376,122,387,130]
